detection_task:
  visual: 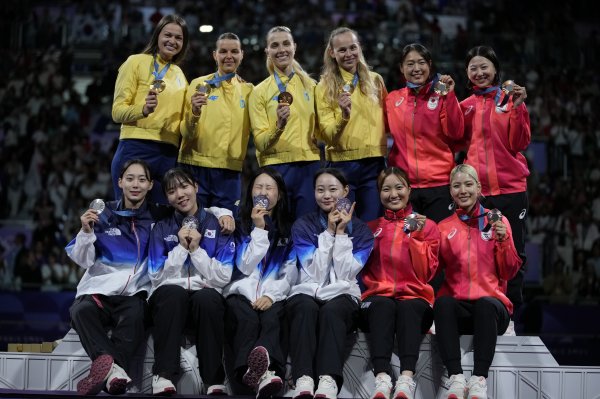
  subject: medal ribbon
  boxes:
[406,73,440,94]
[205,72,236,88]
[457,203,486,232]
[352,72,359,87]
[274,70,295,93]
[473,85,502,106]
[153,55,171,81]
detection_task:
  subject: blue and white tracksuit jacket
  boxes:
[148,208,235,294]
[223,218,297,303]
[66,199,158,298]
[290,211,374,301]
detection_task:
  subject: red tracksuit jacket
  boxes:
[436,205,522,314]
[386,83,464,188]
[460,89,530,196]
[361,205,440,305]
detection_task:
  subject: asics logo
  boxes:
[519,209,527,219]
[448,228,457,239]
[395,98,404,107]
[464,105,474,116]
[373,228,383,237]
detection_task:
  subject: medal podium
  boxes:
[1,330,598,398]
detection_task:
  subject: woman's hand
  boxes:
[439,74,456,93]
[492,220,508,242]
[143,92,158,116]
[187,229,202,252]
[276,103,291,129]
[414,212,427,231]
[336,202,356,235]
[219,215,235,234]
[253,295,273,311]
[80,209,99,233]
[327,209,341,235]
[337,92,352,119]
[251,206,269,230]
[512,83,527,107]
[191,92,208,116]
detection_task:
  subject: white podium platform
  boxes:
[1,330,599,398]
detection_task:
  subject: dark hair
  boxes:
[161,167,196,195]
[313,168,349,188]
[142,14,189,65]
[240,167,292,237]
[119,159,152,180]
[400,43,435,78]
[376,167,410,192]
[216,32,241,47]
[465,45,501,86]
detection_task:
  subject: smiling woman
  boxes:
[177,32,253,213]
[248,26,321,219]
[110,14,190,205]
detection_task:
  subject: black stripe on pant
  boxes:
[69,293,147,371]
[361,296,433,375]
[149,285,226,385]
[286,294,358,388]
[433,296,510,378]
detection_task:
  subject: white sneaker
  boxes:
[105,363,132,395]
[314,375,338,399]
[393,375,416,399]
[371,373,392,399]
[293,375,315,399]
[256,370,283,399]
[467,376,487,399]
[429,321,436,335]
[445,374,466,399]
[503,320,516,336]
[152,375,176,396]
[207,384,228,395]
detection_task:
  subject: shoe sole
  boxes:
[107,377,129,395]
[153,387,176,396]
[394,394,410,399]
[243,346,269,388]
[293,391,315,399]
[372,392,389,399]
[77,354,114,395]
[315,394,335,399]
[257,378,283,399]
[208,388,228,396]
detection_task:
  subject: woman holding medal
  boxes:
[178,32,253,212]
[434,164,521,399]
[223,167,297,398]
[461,46,530,332]
[147,167,235,396]
[287,168,373,399]
[315,27,387,222]
[111,14,189,205]
[66,159,159,396]
[360,167,440,399]
[249,26,321,219]
[386,43,464,223]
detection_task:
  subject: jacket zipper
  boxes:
[391,221,399,295]
[412,97,419,184]
[119,218,140,295]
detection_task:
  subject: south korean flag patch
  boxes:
[204,229,216,239]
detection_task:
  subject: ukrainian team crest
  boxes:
[427,96,439,110]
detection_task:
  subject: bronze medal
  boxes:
[278,91,293,105]
[433,81,449,96]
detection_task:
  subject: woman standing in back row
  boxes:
[315,27,387,221]
[111,14,189,204]
[178,32,253,213]
[249,26,321,219]
[460,46,530,331]
[386,43,464,223]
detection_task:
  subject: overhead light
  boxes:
[199,25,213,33]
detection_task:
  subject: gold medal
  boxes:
[433,81,449,96]
[196,81,212,95]
[150,80,166,93]
[278,91,293,105]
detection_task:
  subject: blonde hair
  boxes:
[450,164,480,185]
[320,27,381,106]
[265,26,313,89]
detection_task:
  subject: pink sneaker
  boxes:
[77,354,114,395]
[243,346,270,388]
